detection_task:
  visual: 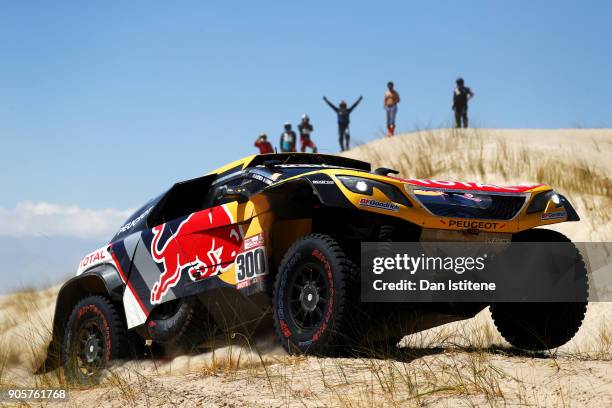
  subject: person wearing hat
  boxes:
[298,114,317,153]
[452,78,474,128]
[323,95,363,151]
[254,133,274,154]
[279,122,297,152]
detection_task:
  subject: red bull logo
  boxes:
[150,205,243,304]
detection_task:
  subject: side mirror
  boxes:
[373,167,399,176]
[216,185,249,203]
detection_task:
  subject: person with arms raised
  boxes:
[323,95,363,151]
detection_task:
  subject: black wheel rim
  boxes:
[74,319,105,377]
[287,262,330,330]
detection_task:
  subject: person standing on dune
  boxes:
[452,77,474,128]
[279,122,297,152]
[254,133,274,154]
[384,81,400,136]
[323,95,363,151]
[298,114,317,153]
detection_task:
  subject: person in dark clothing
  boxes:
[323,95,363,151]
[279,122,297,152]
[297,114,317,153]
[452,78,474,128]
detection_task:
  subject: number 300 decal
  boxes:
[235,247,268,282]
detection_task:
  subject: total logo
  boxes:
[78,247,111,275]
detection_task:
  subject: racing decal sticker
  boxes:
[459,193,482,202]
[250,173,273,185]
[108,238,149,328]
[123,284,148,329]
[149,204,243,304]
[116,206,153,236]
[446,219,502,230]
[358,197,400,212]
[400,178,542,193]
[542,211,567,220]
[235,233,268,288]
[243,233,264,251]
[77,246,113,275]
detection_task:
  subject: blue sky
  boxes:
[0,1,611,290]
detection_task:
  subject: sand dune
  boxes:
[1,128,611,407]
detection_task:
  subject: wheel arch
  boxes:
[36,265,125,374]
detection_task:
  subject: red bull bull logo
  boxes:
[150,205,243,304]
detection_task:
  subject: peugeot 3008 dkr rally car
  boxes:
[40,153,587,383]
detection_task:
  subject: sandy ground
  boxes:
[1,128,611,407]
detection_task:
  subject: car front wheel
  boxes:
[273,233,358,355]
[490,229,588,351]
[62,295,127,384]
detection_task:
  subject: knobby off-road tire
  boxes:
[147,297,209,356]
[62,295,128,384]
[490,229,588,351]
[273,234,359,355]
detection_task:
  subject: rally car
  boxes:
[39,153,587,383]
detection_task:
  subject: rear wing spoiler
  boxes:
[247,153,371,172]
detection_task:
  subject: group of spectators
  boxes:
[254,114,317,155]
[254,78,474,154]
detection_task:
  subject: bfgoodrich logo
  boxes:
[359,198,400,212]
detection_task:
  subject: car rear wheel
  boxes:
[490,229,588,351]
[62,295,127,384]
[147,297,210,356]
[273,234,358,355]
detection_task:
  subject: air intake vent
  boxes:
[415,191,526,220]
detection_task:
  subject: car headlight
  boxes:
[526,190,562,214]
[551,193,560,205]
[337,176,412,207]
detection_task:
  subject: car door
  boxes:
[128,174,222,306]
[177,173,270,281]
[172,201,245,283]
